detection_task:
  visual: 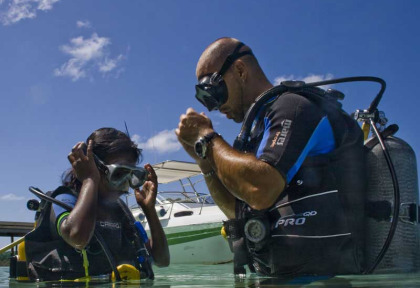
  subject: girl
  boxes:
[24,128,169,281]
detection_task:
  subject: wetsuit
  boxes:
[24,186,143,281]
[233,92,366,277]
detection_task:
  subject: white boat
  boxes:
[129,160,233,265]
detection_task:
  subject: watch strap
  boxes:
[203,131,221,144]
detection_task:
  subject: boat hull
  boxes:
[132,204,233,265]
[164,222,232,264]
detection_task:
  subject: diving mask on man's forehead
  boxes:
[195,42,253,111]
[93,154,148,190]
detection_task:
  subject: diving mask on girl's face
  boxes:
[93,154,148,190]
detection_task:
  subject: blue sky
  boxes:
[1,0,419,248]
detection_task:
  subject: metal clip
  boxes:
[353,109,378,122]
[399,202,418,225]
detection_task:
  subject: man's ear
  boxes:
[234,60,247,83]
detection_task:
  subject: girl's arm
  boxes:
[135,164,170,267]
[60,140,100,250]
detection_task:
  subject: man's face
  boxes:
[196,61,245,123]
[218,69,245,123]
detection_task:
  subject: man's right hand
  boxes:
[176,132,213,173]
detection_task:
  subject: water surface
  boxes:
[2,264,420,287]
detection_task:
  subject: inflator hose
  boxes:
[28,186,122,281]
[234,85,288,150]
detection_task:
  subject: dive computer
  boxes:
[194,131,221,159]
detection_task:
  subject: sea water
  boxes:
[2,264,420,287]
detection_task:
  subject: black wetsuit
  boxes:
[24,186,143,281]
[234,92,366,277]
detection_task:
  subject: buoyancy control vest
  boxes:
[227,84,366,277]
[225,77,420,276]
[18,186,153,281]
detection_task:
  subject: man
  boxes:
[176,37,366,277]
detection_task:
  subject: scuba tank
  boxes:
[233,76,420,274]
[365,131,420,273]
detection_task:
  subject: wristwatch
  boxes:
[194,132,221,159]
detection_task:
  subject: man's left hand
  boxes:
[176,108,214,146]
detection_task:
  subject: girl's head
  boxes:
[86,128,141,165]
[63,128,142,193]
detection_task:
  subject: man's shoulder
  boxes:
[265,92,321,114]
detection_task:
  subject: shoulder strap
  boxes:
[117,199,154,280]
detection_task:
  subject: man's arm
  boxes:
[178,140,236,219]
[176,109,285,211]
[202,173,236,219]
[206,136,285,211]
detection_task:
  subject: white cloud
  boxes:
[274,73,334,89]
[38,0,59,11]
[76,20,91,29]
[132,129,181,154]
[0,193,25,201]
[54,33,125,81]
[0,0,60,25]
[99,55,124,73]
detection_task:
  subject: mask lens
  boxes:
[195,85,219,111]
[129,169,148,189]
[109,167,131,182]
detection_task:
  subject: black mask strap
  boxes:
[219,42,253,76]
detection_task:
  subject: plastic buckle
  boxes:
[399,202,418,225]
[353,109,379,122]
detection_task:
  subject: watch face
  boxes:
[194,140,206,159]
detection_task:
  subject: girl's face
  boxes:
[98,153,137,201]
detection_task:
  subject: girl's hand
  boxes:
[67,140,100,182]
[135,164,157,211]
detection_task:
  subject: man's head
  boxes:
[195,37,272,123]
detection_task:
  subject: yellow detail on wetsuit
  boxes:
[82,249,89,278]
[56,212,70,236]
[362,122,370,141]
[221,226,227,240]
[17,241,26,262]
[16,241,30,281]
[111,264,141,281]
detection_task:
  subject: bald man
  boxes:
[176,38,366,277]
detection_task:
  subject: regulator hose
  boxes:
[363,119,400,274]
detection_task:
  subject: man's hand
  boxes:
[175,108,214,147]
[67,140,100,183]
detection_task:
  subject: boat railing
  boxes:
[129,191,215,221]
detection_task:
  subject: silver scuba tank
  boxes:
[365,136,420,273]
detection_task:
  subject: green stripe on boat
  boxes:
[166,227,221,245]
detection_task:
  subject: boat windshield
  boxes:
[156,192,214,205]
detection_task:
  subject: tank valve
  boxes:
[27,199,40,211]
